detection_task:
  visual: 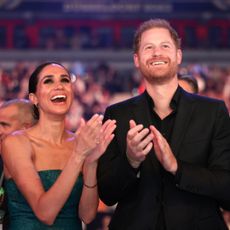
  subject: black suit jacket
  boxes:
[97,88,230,230]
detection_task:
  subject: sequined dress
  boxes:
[5,170,83,230]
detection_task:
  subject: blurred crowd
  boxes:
[1,19,230,50]
[0,61,230,133]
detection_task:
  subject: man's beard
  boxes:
[140,62,178,85]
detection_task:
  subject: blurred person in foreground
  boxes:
[1,62,116,230]
[0,99,37,229]
[97,19,230,230]
[0,99,37,154]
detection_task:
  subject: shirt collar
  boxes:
[144,86,181,110]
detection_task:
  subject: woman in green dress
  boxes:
[1,62,116,230]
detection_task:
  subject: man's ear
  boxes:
[133,53,140,68]
[177,49,182,65]
[29,93,38,105]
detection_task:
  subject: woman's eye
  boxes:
[43,79,53,84]
[61,78,70,83]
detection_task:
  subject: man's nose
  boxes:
[0,127,5,140]
[0,128,3,138]
[152,46,162,56]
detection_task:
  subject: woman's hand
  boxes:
[74,114,104,160]
[84,119,116,164]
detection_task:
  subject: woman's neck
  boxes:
[31,117,68,144]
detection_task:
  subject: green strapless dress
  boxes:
[5,170,83,230]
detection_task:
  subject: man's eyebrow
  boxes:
[161,41,173,44]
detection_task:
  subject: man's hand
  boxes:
[126,120,153,168]
[150,125,178,174]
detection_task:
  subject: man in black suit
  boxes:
[97,19,230,230]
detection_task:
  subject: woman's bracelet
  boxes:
[83,182,97,189]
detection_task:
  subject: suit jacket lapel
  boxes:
[170,90,195,157]
[131,92,161,173]
[132,92,152,128]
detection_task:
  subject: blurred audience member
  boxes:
[0,98,37,229]
[0,99,37,153]
[178,74,199,93]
